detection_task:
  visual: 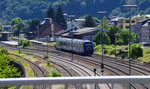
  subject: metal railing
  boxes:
[0,76,150,89]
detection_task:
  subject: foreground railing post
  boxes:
[111,83,114,89]
[127,83,130,89]
[49,84,52,89]
[143,85,146,89]
[65,84,68,89]
[80,84,83,89]
[1,86,4,89]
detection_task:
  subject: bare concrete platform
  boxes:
[1,41,18,46]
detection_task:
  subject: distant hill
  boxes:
[0,0,150,22]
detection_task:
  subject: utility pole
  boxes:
[123,4,137,89]
[98,11,107,75]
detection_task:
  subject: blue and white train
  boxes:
[55,38,94,55]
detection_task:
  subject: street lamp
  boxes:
[98,11,107,75]
[123,4,137,76]
[68,15,75,61]
[123,4,137,89]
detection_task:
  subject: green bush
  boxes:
[51,70,63,77]
[19,40,32,48]
[18,40,23,46]
[14,50,22,54]
[0,46,9,55]
[130,44,143,60]
[33,55,37,58]
[47,60,52,67]
[44,54,49,59]
[146,50,150,54]
[93,42,96,47]
[44,73,52,77]
[0,46,21,78]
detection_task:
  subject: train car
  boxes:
[55,38,94,55]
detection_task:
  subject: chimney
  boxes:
[44,18,50,24]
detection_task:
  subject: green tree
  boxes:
[116,30,129,45]
[0,46,21,78]
[93,31,110,45]
[55,5,67,30]
[83,14,96,27]
[130,44,143,60]
[98,16,108,29]
[131,32,140,43]
[108,24,121,44]
[10,17,25,36]
[29,18,41,39]
[0,23,4,32]
[46,5,55,19]
[11,17,23,26]
[140,10,145,18]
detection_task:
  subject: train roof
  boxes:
[56,37,92,44]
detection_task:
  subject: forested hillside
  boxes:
[0,0,150,23]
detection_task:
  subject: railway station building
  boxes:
[59,27,108,41]
[37,18,62,39]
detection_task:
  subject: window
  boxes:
[126,26,129,29]
[132,21,135,23]
[126,20,129,23]
[85,43,92,46]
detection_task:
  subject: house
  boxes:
[66,20,80,31]
[74,19,85,28]
[37,18,62,39]
[110,17,138,30]
[131,18,150,42]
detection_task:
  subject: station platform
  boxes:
[1,41,18,46]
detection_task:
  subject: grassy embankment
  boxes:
[94,45,150,62]
[9,50,63,89]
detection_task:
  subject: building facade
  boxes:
[37,18,62,38]
[117,18,137,30]
[131,18,150,42]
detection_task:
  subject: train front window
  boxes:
[85,43,92,47]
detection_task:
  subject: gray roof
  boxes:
[73,27,107,35]
[62,27,108,37]
[0,32,12,34]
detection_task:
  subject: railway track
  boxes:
[2,41,150,89]
[29,42,150,89]
[11,54,47,89]
[25,49,111,89]
[1,43,112,89]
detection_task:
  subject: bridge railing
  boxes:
[0,76,150,89]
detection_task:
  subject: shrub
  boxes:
[44,73,52,77]
[33,55,37,58]
[146,50,150,54]
[0,46,9,55]
[130,44,143,60]
[18,40,23,46]
[14,50,22,54]
[22,40,32,48]
[44,54,49,59]
[47,60,52,67]
[19,40,32,48]
[51,70,63,77]
[93,42,96,47]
